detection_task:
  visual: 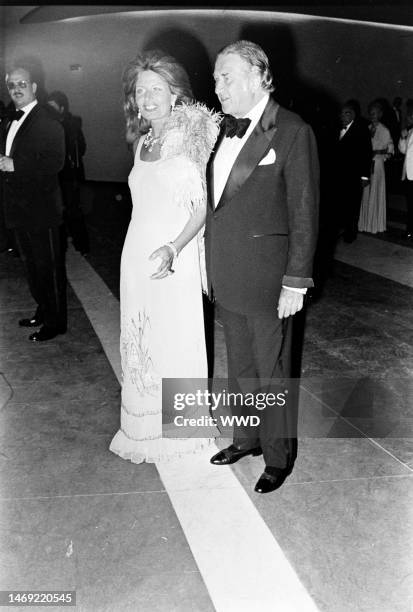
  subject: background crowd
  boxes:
[2,89,411,262]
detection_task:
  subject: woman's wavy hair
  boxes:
[123,49,193,135]
[217,40,275,94]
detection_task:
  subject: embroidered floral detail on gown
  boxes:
[110,104,220,463]
[359,122,394,234]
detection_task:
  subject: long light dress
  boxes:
[358,122,394,233]
[110,110,218,463]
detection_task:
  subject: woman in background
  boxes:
[109,50,220,463]
[359,100,394,234]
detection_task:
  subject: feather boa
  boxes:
[159,103,221,292]
[160,102,222,204]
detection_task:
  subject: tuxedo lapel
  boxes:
[340,121,357,142]
[0,127,7,155]
[0,118,12,154]
[9,105,40,158]
[215,98,279,211]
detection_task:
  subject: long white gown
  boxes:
[110,105,219,463]
[358,122,394,234]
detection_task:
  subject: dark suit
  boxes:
[205,98,319,470]
[58,111,89,255]
[334,119,372,241]
[0,103,67,330]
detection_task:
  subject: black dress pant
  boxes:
[14,226,67,330]
[61,179,90,255]
[337,177,364,240]
[217,303,298,470]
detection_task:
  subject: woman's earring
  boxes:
[137,108,142,120]
[171,98,176,111]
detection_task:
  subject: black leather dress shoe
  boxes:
[7,247,19,258]
[29,325,66,342]
[254,468,292,494]
[19,316,43,328]
[210,444,262,465]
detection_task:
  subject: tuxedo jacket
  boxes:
[0,104,65,230]
[60,112,86,182]
[205,97,319,315]
[335,119,372,182]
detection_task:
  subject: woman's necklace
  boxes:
[143,127,160,152]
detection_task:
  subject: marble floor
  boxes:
[0,184,412,612]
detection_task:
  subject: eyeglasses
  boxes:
[6,80,29,91]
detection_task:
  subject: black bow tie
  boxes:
[9,109,24,122]
[223,114,251,138]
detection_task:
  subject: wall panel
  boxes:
[2,8,412,182]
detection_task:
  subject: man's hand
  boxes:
[0,155,14,172]
[277,287,304,319]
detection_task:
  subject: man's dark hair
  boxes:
[343,99,361,118]
[47,90,69,114]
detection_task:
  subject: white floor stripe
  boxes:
[334,234,413,288]
[158,453,321,612]
[66,245,320,612]
[66,247,122,383]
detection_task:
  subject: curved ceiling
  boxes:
[16,3,413,28]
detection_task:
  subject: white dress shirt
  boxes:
[399,127,413,180]
[5,100,38,156]
[339,120,354,140]
[213,94,306,295]
[213,94,270,205]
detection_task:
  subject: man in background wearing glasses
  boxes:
[0,66,66,341]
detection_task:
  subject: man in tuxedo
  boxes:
[205,41,319,493]
[334,100,372,243]
[0,66,66,341]
[47,90,90,256]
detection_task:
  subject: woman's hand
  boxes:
[149,244,175,279]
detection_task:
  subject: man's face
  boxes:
[214,53,258,118]
[340,107,355,127]
[6,68,37,109]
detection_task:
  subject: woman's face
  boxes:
[369,106,382,123]
[135,70,176,124]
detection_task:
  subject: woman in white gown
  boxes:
[110,51,220,463]
[359,100,394,234]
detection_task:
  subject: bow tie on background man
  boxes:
[8,109,24,122]
[223,114,251,138]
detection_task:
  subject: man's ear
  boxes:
[32,81,38,95]
[250,67,261,92]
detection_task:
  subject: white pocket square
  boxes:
[258,148,276,165]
